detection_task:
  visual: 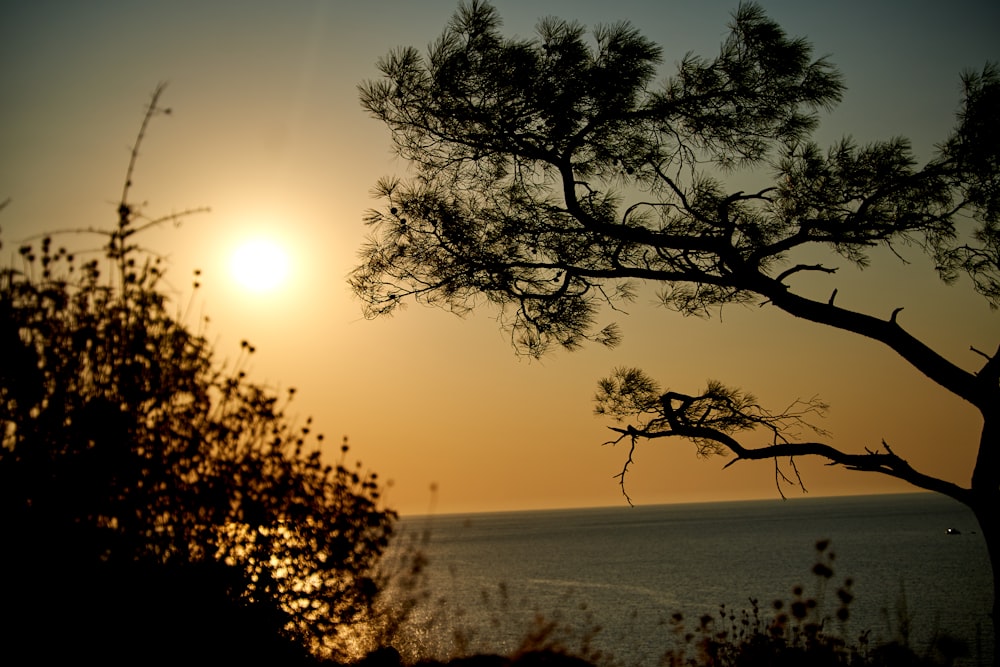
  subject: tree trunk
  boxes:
[969,411,1000,666]
[968,492,999,667]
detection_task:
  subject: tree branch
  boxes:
[774,263,838,284]
[612,422,971,506]
[976,343,1000,387]
[759,283,989,412]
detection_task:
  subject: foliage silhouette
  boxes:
[353,0,998,654]
[0,85,395,661]
[661,540,968,667]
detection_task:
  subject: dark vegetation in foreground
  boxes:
[0,88,401,663]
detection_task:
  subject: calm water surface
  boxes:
[392,493,992,665]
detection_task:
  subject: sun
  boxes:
[229,238,290,292]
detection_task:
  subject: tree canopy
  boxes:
[353,0,999,645]
[355,1,997,354]
[1,86,396,661]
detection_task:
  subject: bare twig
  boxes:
[120,82,172,220]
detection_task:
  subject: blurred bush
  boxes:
[0,88,395,662]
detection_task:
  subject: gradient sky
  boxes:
[2,1,998,515]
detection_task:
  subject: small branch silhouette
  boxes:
[120,82,173,219]
[599,372,971,506]
[14,84,209,279]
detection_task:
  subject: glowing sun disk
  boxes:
[230,239,290,292]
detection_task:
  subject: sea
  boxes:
[388,493,993,666]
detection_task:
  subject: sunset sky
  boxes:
[2,0,998,515]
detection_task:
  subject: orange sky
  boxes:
[2,1,997,515]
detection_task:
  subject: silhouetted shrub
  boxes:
[659,540,967,667]
[0,87,394,661]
